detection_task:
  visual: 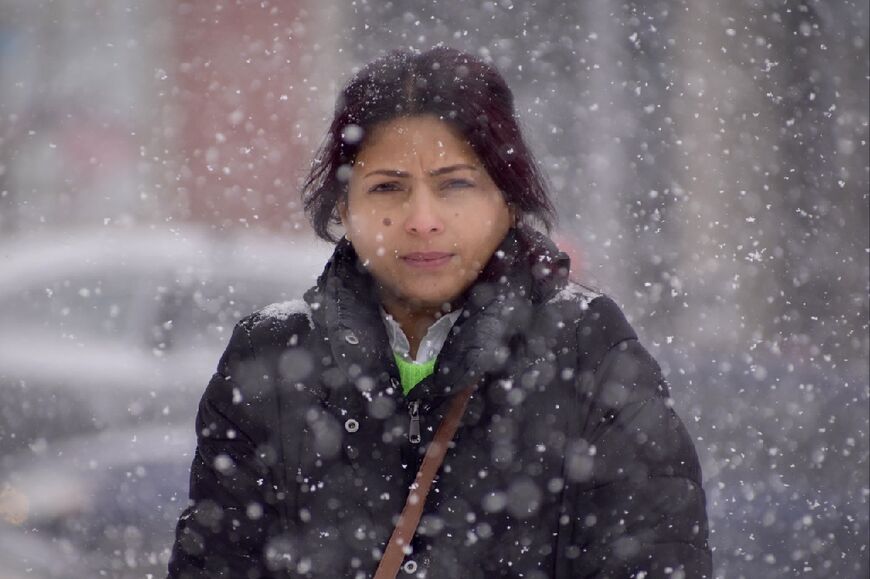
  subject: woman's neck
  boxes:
[380,296,441,360]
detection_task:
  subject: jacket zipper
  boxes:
[408,400,421,444]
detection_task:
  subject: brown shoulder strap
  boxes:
[374,382,477,579]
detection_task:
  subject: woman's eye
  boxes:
[369,180,472,193]
[444,179,473,189]
[370,182,400,193]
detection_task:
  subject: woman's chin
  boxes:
[393,284,465,311]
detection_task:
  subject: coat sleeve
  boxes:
[168,318,287,579]
[561,301,713,578]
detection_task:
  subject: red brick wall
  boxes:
[172,1,312,232]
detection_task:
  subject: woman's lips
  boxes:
[401,252,454,269]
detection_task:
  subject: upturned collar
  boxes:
[303,224,571,402]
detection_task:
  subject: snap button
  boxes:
[402,559,417,574]
[345,333,359,345]
[344,418,359,433]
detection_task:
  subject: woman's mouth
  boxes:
[400,252,454,269]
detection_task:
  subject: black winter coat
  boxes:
[168,225,712,578]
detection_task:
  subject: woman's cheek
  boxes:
[452,253,473,277]
[349,215,381,242]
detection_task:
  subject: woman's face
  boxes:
[339,114,515,312]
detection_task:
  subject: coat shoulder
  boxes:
[251,298,315,327]
[541,279,605,324]
[545,279,604,309]
[543,283,640,373]
[237,298,319,351]
[577,291,638,347]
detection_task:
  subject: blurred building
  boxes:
[0,1,169,233]
[0,0,345,236]
[169,1,345,232]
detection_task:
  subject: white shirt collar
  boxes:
[379,305,463,364]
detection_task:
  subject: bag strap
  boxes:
[374,381,478,579]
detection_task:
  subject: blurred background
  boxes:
[0,1,866,577]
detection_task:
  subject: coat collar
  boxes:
[303,224,571,402]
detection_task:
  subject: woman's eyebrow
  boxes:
[364,164,479,179]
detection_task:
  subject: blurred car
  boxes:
[0,225,332,456]
[1,423,193,578]
[0,225,333,577]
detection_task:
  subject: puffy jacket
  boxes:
[168,224,713,578]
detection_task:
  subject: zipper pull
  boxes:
[408,400,421,444]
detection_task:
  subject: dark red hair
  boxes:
[302,46,556,243]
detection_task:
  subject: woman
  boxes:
[169,47,712,579]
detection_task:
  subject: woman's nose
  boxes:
[403,189,444,235]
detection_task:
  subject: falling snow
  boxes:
[0,1,866,578]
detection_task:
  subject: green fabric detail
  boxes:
[393,352,437,395]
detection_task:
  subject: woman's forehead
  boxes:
[354,117,478,169]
